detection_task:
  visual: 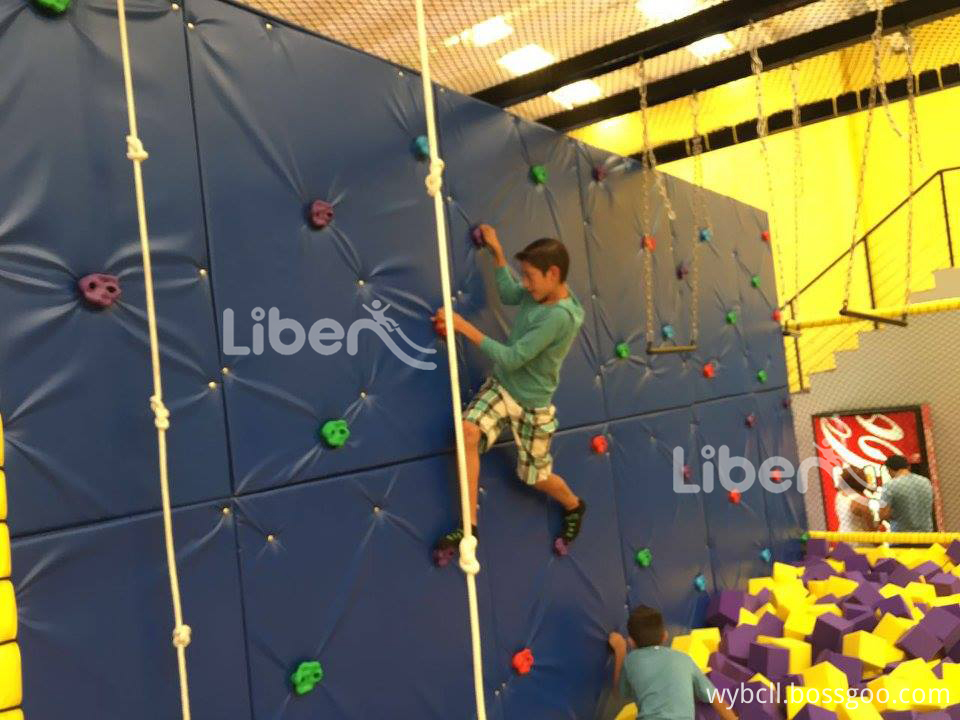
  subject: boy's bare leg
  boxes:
[462,420,482,527]
[535,473,580,511]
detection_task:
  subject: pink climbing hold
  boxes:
[745,414,757,428]
[471,226,486,247]
[309,200,334,229]
[553,537,569,556]
[592,166,607,182]
[702,362,716,379]
[433,547,455,568]
[78,273,121,309]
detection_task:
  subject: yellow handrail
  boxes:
[809,530,960,543]
[785,298,960,332]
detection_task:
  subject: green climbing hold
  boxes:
[760,548,773,563]
[801,531,810,543]
[751,274,761,288]
[616,342,631,359]
[411,135,430,160]
[290,660,324,696]
[318,419,350,448]
[33,0,70,13]
[530,164,548,185]
[725,310,738,325]
[635,548,653,567]
[756,369,768,383]
[693,573,707,592]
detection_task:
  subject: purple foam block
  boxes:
[915,562,945,580]
[918,608,960,649]
[711,653,755,683]
[722,624,761,663]
[308,199,334,229]
[708,670,739,697]
[805,562,837,582]
[888,564,921,588]
[848,610,879,634]
[930,573,960,597]
[78,273,121,309]
[814,650,863,687]
[748,641,791,680]
[868,572,891,585]
[807,539,830,558]
[755,612,785,638]
[946,706,960,720]
[735,680,780,718]
[949,640,960,662]
[875,558,907,574]
[845,571,868,584]
[850,583,885,609]
[917,713,951,720]
[882,713,918,720]
[746,588,773,612]
[708,591,748,627]
[817,594,841,605]
[795,704,839,720]
[831,543,859,563]
[842,602,871,619]
[844,555,872,575]
[943,605,960,619]
[877,595,912,619]
[897,625,942,661]
[947,541,960,565]
[812,614,854,654]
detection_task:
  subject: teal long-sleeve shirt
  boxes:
[478,266,584,409]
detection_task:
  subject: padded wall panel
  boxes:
[695,395,773,590]
[233,456,496,720]
[436,95,605,427]
[11,502,251,720]
[608,409,712,635]
[577,146,695,419]
[186,0,452,494]
[0,0,230,536]
[478,426,626,720]
[755,391,806,562]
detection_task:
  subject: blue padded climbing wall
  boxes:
[0,0,805,717]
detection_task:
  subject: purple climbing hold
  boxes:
[433,546,455,568]
[553,537,569,556]
[78,273,121,309]
[471,225,486,247]
[676,262,690,280]
[309,200,334,229]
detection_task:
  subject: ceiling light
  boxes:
[635,0,699,24]
[464,16,513,47]
[688,34,733,60]
[548,80,603,109]
[497,44,556,76]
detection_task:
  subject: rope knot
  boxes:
[126,135,149,162]
[425,158,445,197]
[458,534,480,576]
[172,624,192,648]
[150,395,171,430]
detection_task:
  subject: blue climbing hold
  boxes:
[661,324,675,340]
[699,227,712,243]
[411,135,430,160]
[693,573,707,592]
[760,548,773,563]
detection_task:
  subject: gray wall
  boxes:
[792,269,960,531]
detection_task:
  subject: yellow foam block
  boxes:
[909,605,925,622]
[774,562,804,582]
[867,676,914,711]
[904,582,937,606]
[0,642,21,710]
[690,627,721,653]
[749,672,774,690]
[749,577,777,595]
[843,631,904,671]
[0,470,5,522]
[0,413,4,467]
[801,661,849,710]
[614,703,638,720]
[931,593,960,607]
[757,635,812,673]
[863,546,893,566]
[739,607,760,625]
[838,697,884,720]
[756,602,777,618]
[941,662,960,686]
[808,603,842,618]
[0,711,24,720]
[880,584,905,599]
[785,695,808,720]
[0,525,8,580]
[785,610,820,640]
[0,582,14,645]
[807,580,831,599]
[825,576,859,598]
[671,635,710,673]
[826,558,845,573]
[874,613,916,645]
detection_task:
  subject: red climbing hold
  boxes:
[728,490,742,505]
[772,308,782,323]
[591,435,608,454]
[512,648,534,675]
[745,413,757,428]
[770,468,783,484]
[593,166,607,182]
[553,537,569,556]
[78,273,121,309]
[761,230,771,243]
[471,225,486,247]
[702,362,716,379]
[683,464,693,481]
[309,200,334,229]
[642,235,656,252]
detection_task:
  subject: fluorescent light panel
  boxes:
[497,44,556,76]
[548,80,603,109]
[688,33,733,59]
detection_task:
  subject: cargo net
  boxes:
[237,0,923,121]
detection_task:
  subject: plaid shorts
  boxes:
[464,377,558,485]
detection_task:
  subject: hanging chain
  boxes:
[842,1,884,308]
[790,62,804,319]
[638,57,676,222]
[903,26,918,306]
[749,23,782,310]
[690,90,704,343]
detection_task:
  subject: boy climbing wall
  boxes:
[432,224,586,564]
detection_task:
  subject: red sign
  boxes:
[812,410,923,530]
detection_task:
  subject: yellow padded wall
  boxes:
[0,525,8,581]
[0,711,23,720]
[0,643,21,710]
[0,582,15,645]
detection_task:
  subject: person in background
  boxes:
[876,454,934,532]
[836,465,877,532]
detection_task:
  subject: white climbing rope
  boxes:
[115,0,192,718]
[413,2,487,719]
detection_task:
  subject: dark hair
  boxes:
[515,238,570,282]
[839,466,870,495]
[627,605,665,648]
[884,454,910,472]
